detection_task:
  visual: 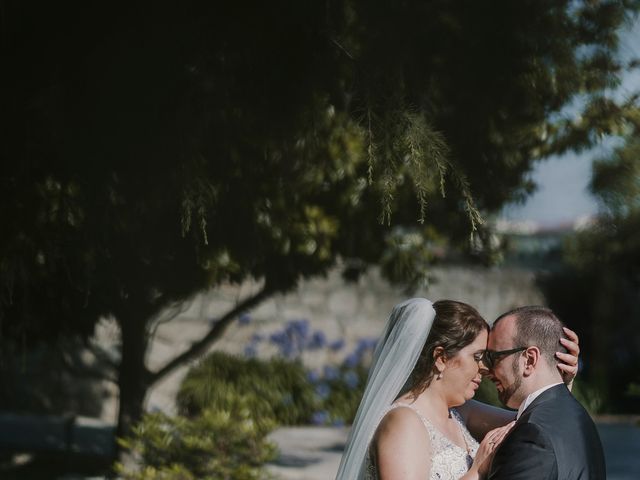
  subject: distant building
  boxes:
[495,216,595,267]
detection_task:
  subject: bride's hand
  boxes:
[556,326,580,391]
[470,421,515,479]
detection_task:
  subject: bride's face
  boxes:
[442,329,488,406]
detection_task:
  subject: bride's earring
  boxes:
[437,371,443,380]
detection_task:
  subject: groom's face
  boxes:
[487,315,524,409]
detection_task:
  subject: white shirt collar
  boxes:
[516,382,563,420]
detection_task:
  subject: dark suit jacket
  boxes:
[488,384,606,480]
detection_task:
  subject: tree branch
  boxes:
[148,285,273,387]
[148,297,194,346]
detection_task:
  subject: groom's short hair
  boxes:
[494,306,567,367]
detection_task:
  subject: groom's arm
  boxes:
[457,399,516,441]
[488,423,557,480]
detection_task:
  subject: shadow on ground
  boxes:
[0,452,113,479]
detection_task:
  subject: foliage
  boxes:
[571,379,605,415]
[379,226,447,293]
[246,318,377,425]
[590,137,640,216]
[115,400,277,480]
[541,130,640,413]
[474,378,502,408]
[2,0,639,435]
[180,316,378,426]
[626,382,640,398]
[178,352,317,425]
[299,336,376,425]
[308,363,370,425]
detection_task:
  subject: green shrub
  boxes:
[473,378,606,415]
[473,378,502,408]
[177,352,317,425]
[625,381,640,398]
[116,465,195,480]
[571,379,605,415]
[309,364,368,425]
[115,396,277,480]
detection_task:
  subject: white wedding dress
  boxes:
[335,299,479,480]
[364,403,479,480]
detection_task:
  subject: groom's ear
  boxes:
[523,346,541,376]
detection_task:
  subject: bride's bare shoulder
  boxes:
[373,405,432,478]
[375,406,428,443]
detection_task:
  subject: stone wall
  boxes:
[138,264,544,419]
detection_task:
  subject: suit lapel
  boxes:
[517,384,567,423]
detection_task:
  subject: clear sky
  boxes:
[501,14,640,227]
[501,151,600,226]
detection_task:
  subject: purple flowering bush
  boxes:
[307,338,375,426]
[243,317,378,426]
[178,315,378,427]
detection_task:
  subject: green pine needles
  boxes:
[365,106,483,235]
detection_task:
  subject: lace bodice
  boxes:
[365,403,479,480]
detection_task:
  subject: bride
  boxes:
[335,298,579,480]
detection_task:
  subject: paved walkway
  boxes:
[597,421,640,480]
[266,426,347,480]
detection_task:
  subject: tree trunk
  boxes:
[116,312,150,440]
[114,287,273,448]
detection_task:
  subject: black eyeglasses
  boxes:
[483,347,527,369]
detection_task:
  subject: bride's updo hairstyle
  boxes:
[408,300,488,398]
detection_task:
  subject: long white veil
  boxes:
[335,298,436,479]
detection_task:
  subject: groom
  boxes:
[485,306,605,479]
